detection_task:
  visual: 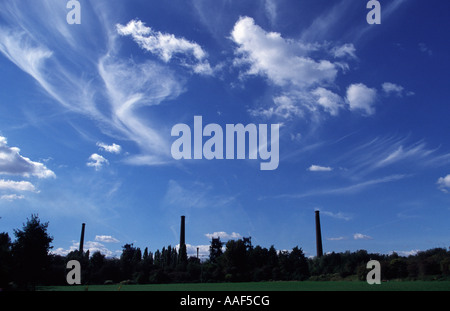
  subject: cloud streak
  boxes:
[337,135,450,178]
[263,174,408,200]
[308,164,333,172]
[0,1,187,167]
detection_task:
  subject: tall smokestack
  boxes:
[180,216,185,248]
[315,211,323,257]
[79,223,85,254]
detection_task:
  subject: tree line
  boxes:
[1,215,449,290]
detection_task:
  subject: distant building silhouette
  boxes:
[315,211,323,257]
[180,216,185,248]
[79,223,85,253]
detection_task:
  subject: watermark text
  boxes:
[171,116,280,170]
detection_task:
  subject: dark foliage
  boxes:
[1,215,449,289]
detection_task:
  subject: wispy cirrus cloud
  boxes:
[337,135,450,178]
[0,1,188,167]
[320,210,352,221]
[97,55,184,165]
[332,43,357,59]
[261,174,408,200]
[326,236,346,241]
[163,180,236,210]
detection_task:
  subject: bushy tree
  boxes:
[223,239,248,281]
[11,214,53,289]
[209,238,223,263]
[0,232,12,289]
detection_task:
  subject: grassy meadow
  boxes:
[38,280,450,291]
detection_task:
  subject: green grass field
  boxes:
[38,281,450,291]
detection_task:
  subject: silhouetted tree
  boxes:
[223,239,248,281]
[0,232,12,289]
[209,238,223,263]
[12,214,53,289]
[89,251,106,284]
[120,243,140,280]
[178,244,187,264]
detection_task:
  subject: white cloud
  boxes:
[52,240,117,258]
[311,87,344,116]
[437,174,450,193]
[338,135,450,178]
[249,95,303,119]
[83,241,116,257]
[382,82,404,97]
[346,83,377,116]
[0,135,55,178]
[308,164,333,172]
[326,236,346,241]
[230,17,364,121]
[290,133,302,142]
[117,19,213,75]
[176,243,211,259]
[205,231,242,240]
[419,43,432,56]
[321,210,352,221]
[0,4,186,168]
[0,28,53,90]
[264,0,277,24]
[98,56,183,165]
[0,194,25,201]
[95,235,120,243]
[353,233,372,240]
[375,142,434,168]
[267,174,408,200]
[86,153,108,170]
[391,249,420,257]
[333,43,357,59]
[231,16,337,89]
[0,179,37,192]
[97,142,122,154]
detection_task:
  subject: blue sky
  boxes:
[0,0,449,259]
